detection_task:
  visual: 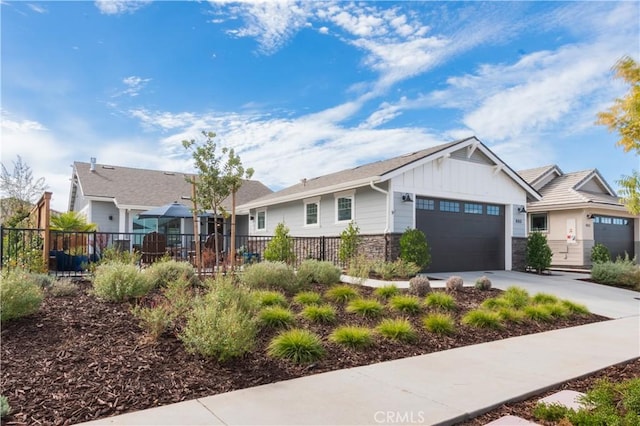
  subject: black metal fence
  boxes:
[0,226,344,278]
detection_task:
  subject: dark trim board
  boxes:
[416,197,505,273]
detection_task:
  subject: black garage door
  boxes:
[416,197,505,273]
[594,216,634,260]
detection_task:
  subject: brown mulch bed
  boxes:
[1,282,606,425]
[458,357,640,425]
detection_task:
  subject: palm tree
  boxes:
[50,211,97,231]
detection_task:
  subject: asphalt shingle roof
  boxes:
[72,162,273,211]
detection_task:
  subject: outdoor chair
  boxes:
[141,232,167,264]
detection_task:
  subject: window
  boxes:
[256,210,266,231]
[336,196,353,222]
[440,200,460,212]
[416,199,434,210]
[305,202,318,226]
[464,203,483,214]
[487,205,501,216]
[531,213,548,232]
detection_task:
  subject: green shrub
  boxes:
[180,276,258,361]
[301,305,337,323]
[293,291,322,306]
[526,232,552,274]
[0,395,10,418]
[481,297,510,310]
[496,307,527,323]
[267,329,325,364]
[27,273,54,289]
[531,292,559,304]
[422,313,455,335]
[561,300,590,315]
[329,326,375,349]
[145,259,198,288]
[523,305,554,322]
[162,277,194,318]
[240,261,299,293]
[502,286,530,309]
[388,295,422,314]
[346,255,371,280]
[131,304,174,340]
[0,269,44,322]
[48,279,79,297]
[370,259,421,280]
[254,290,288,307]
[296,260,341,286]
[462,310,502,329]
[408,276,431,296]
[259,306,296,328]
[445,276,464,291]
[474,276,492,290]
[374,284,400,299]
[591,243,611,264]
[338,221,360,267]
[92,261,153,302]
[324,284,359,303]
[425,292,456,311]
[532,402,572,422]
[376,318,416,342]
[591,257,640,289]
[542,303,571,318]
[263,223,296,264]
[399,228,431,269]
[99,246,141,265]
[346,298,384,317]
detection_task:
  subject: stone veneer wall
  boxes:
[511,237,527,271]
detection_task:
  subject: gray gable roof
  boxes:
[70,161,272,212]
[240,136,540,210]
[518,166,623,210]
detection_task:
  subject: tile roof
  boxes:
[517,165,559,187]
[72,162,272,211]
[522,168,623,209]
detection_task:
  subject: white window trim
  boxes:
[255,209,267,232]
[530,212,549,233]
[334,190,355,224]
[303,197,321,228]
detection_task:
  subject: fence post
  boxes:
[321,236,326,261]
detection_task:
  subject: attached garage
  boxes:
[416,197,505,273]
[594,215,635,260]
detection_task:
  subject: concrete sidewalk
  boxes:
[77,315,640,426]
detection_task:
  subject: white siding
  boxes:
[249,186,387,236]
[393,191,413,232]
[391,158,526,205]
[90,201,120,232]
[512,205,527,238]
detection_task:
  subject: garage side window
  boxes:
[256,210,266,231]
[531,213,548,232]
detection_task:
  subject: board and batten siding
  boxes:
[90,201,120,233]
[390,158,526,206]
[249,185,388,237]
[393,191,413,233]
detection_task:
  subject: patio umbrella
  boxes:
[138,202,209,219]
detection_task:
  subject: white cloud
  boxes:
[94,0,151,15]
[318,26,329,35]
[27,3,46,14]
[114,76,151,97]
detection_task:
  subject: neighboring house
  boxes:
[518,165,639,268]
[238,137,541,273]
[68,158,272,245]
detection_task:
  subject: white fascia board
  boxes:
[238,176,383,211]
[526,202,630,213]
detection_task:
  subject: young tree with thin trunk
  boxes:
[596,55,640,214]
[0,155,48,225]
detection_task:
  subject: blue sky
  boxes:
[2,0,639,212]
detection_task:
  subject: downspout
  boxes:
[369,181,390,233]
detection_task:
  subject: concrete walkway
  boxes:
[77,273,640,426]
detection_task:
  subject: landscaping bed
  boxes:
[1,281,605,425]
[460,357,640,425]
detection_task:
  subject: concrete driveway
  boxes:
[427,270,640,319]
